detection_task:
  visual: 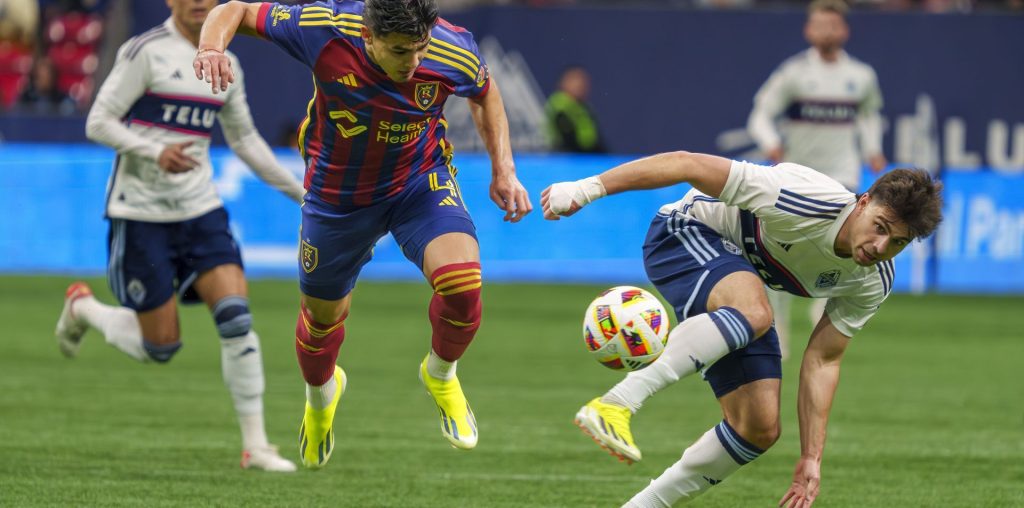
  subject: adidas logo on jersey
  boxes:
[438,197,459,207]
[777,241,793,251]
[337,73,358,87]
[170,69,182,80]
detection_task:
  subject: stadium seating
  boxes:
[0,41,32,108]
[44,13,102,108]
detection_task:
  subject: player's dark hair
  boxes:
[865,168,944,239]
[364,0,439,41]
[808,0,849,18]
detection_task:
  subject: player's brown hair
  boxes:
[865,168,944,239]
[364,0,438,41]
[808,0,849,17]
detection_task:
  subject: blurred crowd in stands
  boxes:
[0,0,106,113]
[0,0,1018,117]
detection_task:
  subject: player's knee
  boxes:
[212,295,252,339]
[731,415,781,451]
[143,338,183,363]
[736,301,773,338]
[429,262,483,330]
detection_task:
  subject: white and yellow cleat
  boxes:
[574,397,642,464]
[299,365,346,469]
[419,356,478,450]
[241,444,297,472]
[55,281,93,358]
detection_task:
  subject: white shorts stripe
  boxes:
[107,220,126,303]
[682,269,711,319]
[682,227,716,262]
[689,226,720,258]
[668,215,709,265]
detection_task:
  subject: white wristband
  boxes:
[575,175,607,206]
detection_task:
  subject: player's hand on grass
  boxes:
[193,48,234,94]
[490,172,532,223]
[158,141,199,173]
[766,146,784,164]
[778,456,821,508]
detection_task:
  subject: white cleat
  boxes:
[55,281,93,358]
[241,445,297,472]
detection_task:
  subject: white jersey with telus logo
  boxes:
[658,160,893,337]
[747,49,883,191]
[86,18,303,222]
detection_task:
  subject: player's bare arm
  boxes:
[779,314,850,508]
[468,80,532,223]
[193,1,260,94]
[541,151,732,220]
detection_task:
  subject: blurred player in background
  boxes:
[195,0,531,468]
[747,0,885,359]
[55,0,305,472]
[543,151,940,507]
[546,65,606,154]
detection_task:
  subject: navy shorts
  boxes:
[107,207,243,312]
[299,166,477,300]
[643,210,781,398]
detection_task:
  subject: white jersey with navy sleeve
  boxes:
[86,18,303,222]
[657,160,893,337]
[747,49,883,191]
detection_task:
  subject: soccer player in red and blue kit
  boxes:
[194,0,532,469]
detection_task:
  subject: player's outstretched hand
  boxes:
[158,141,199,173]
[490,172,532,223]
[540,183,581,220]
[778,457,821,508]
[193,48,234,94]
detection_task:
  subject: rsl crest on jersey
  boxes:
[414,82,439,110]
[301,239,319,273]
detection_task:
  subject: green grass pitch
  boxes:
[1,276,1021,507]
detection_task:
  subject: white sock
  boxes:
[425,349,456,380]
[221,331,268,449]
[603,308,753,413]
[306,375,337,411]
[238,414,269,451]
[625,421,763,507]
[73,296,148,362]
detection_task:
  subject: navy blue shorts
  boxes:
[107,207,243,312]
[643,211,781,398]
[299,166,477,300]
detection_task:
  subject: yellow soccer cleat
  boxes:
[419,356,478,450]
[574,397,642,464]
[299,365,346,469]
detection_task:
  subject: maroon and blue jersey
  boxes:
[255,1,490,209]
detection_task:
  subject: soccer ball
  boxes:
[582,286,670,371]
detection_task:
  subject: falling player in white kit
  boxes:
[54,0,303,472]
[747,0,886,358]
[542,151,942,507]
